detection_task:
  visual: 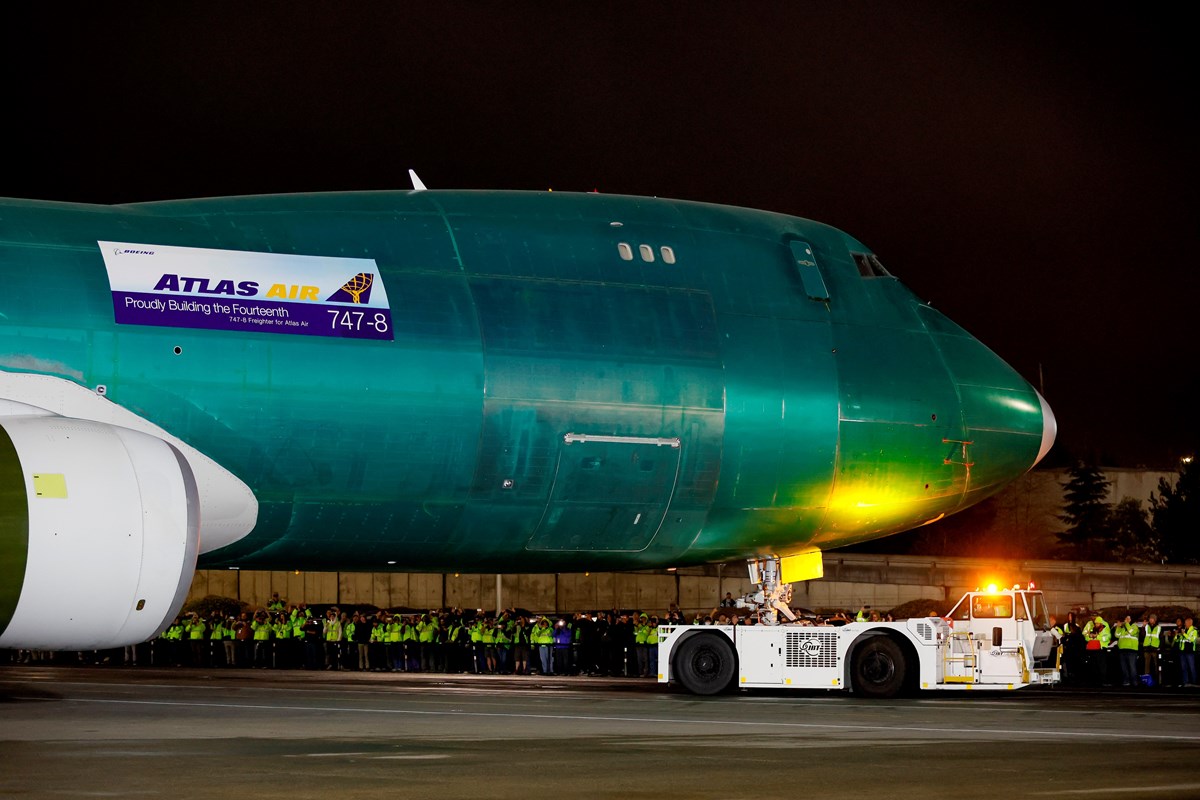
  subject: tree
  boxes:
[1149,458,1199,564]
[1057,462,1111,560]
[1108,497,1160,563]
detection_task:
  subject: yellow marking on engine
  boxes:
[33,473,67,499]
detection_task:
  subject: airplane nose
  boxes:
[1033,390,1057,466]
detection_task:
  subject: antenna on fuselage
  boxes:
[408,169,427,192]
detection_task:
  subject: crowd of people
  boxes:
[1051,611,1198,688]
[6,596,704,677]
[4,593,1197,689]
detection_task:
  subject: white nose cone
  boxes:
[1034,390,1057,466]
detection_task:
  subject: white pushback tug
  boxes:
[658,581,1060,698]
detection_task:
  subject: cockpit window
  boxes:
[852,253,894,279]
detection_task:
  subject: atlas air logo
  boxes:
[326,273,374,304]
[149,273,376,303]
[798,639,822,656]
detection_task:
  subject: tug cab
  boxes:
[943,584,1058,686]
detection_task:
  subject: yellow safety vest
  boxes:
[1116,623,1139,651]
[1143,624,1161,648]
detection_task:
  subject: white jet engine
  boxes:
[0,414,199,650]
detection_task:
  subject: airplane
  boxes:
[0,181,1055,650]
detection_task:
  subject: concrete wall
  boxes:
[188,553,1198,617]
[190,569,759,617]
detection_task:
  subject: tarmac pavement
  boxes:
[1,666,1198,799]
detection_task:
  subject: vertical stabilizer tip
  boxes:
[408,169,427,192]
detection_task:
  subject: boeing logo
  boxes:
[115,248,156,256]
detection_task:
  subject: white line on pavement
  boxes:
[60,697,1200,742]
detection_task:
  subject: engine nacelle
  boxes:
[0,416,199,650]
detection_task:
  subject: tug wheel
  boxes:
[851,636,908,699]
[674,633,737,695]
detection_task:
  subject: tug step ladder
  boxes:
[942,631,978,684]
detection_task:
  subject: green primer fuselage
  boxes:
[0,190,1046,572]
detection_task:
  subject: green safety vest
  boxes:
[323,619,342,642]
[386,622,402,643]
[647,626,659,645]
[252,620,272,641]
[634,624,649,644]
[1116,623,1139,651]
[1179,626,1198,651]
[1084,620,1111,647]
[1143,624,1161,648]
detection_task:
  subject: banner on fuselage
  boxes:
[98,241,394,341]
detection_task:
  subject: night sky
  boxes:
[3,6,1194,468]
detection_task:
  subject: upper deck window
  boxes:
[852,252,894,279]
[639,244,655,263]
[660,246,676,264]
[617,243,634,261]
